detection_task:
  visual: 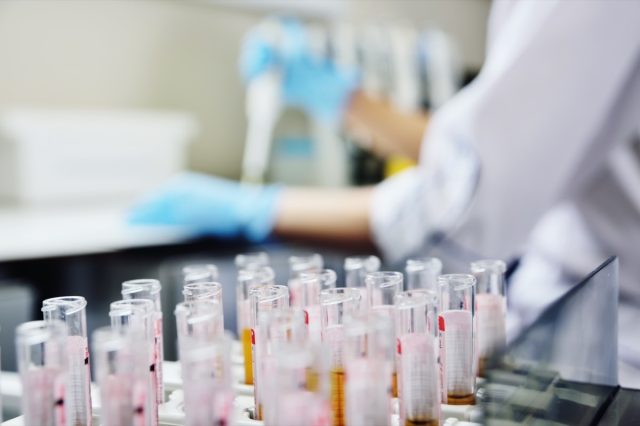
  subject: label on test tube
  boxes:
[398,334,439,424]
[54,373,66,426]
[305,306,322,343]
[289,279,303,307]
[66,335,93,426]
[345,359,391,426]
[323,325,346,368]
[154,317,164,404]
[476,294,506,359]
[132,380,147,426]
[439,310,473,404]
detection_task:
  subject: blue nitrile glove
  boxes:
[128,172,282,242]
[240,17,360,124]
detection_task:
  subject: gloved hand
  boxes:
[128,172,282,242]
[240,17,360,124]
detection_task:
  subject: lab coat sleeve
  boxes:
[370,0,640,263]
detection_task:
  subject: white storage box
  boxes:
[0,109,198,204]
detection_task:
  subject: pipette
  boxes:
[344,312,394,426]
[320,287,359,426]
[297,269,337,343]
[471,259,507,377]
[109,299,158,426]
[121,279,165,405]
[366,271,403,398]
[396,291,441,426]
[438,274,476,405]
[92,327,148,426]
[405,257,442,292]
[182,264,219,285]
[344,255,381,314]
[249,285,290,420]
[42,296,93,426]
[175,301,231,426]
[15,320,66,426]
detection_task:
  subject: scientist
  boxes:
[130,1,640,385]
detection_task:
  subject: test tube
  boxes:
[237,266,276,385]
[471,259,507,377]
[405,257,442,292]
[344,255,381,314]
[249,285,290,420]
[235,252,270,271]
[121,279,165,404]
[288,254,323,306]
[344,312,394,426]
[15,320,66,426]
[110,299,158,426]
[264,342,330,426]
[395,291,440,426]
[182,264,219,285]
[320,287,360,426]
[92,327,148,426]
[42,296,92,426]
[366,271,403,397]
[438,274,476,405]
[297,269,337,343]
[175,302,232,426]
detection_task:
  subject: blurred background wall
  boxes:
[0,0,490,179]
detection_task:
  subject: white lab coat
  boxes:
[370,0,640,385]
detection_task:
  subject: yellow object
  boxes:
[330,368,346,426]
[385,155,416,178]
[241,328,253,385]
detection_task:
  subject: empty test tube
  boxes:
[237,266,275,385]
[405,257,442,292]
[182,264,219,285]
[320,287,360,426]
[297,269,337,343]
[396,291,441,426]
[438,274,476,405]
[471,260,507,377]
[16,320,66,426]
[42,296,93,426]
[175,302,232,426]
[344,255,381,314]
[235,252,270,271]
[122,279,165,404]
[92,327,149,426]
[249,285,290,420]
[110,299,158,426]
[344,312,394,426]
[366,271,403,397]
[288,254,323,306]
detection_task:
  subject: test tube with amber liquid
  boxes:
[320,288,359,426]
[438,274,476,405]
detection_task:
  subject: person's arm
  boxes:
[344,91,429,162]
[273,186,374,244]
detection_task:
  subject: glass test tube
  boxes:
[182,281,224,332]
[320,287,359,426]
[16,320,66,426]
[235,252,270,271]
[42,296,93,426]
[182,264,219,285]
[175,302,231,426]
[237,267,276,385]
[438,274,476,405]
[344,313,394,426]
[250,285,290,420]
[396,291,440,426]
[92,327,148,426]
[344,255,381,314]
[256,308,307,423]
[110,299,158,426]
[297,269,337,343]
[288,254,323,306]
[366,271,403,397]
[122,279,165,404]
[471,259,507,377]
[405,257,442,292]
[264,342,329,426]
